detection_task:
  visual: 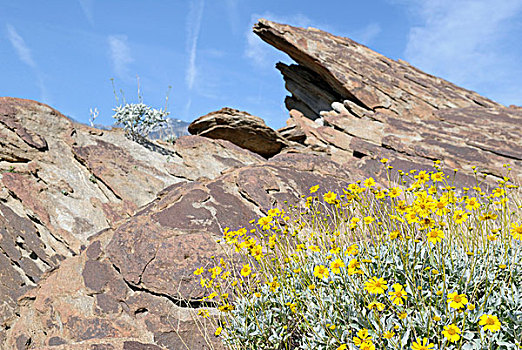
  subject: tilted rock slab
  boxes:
[254,19,521,183]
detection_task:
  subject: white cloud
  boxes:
[6,23,49,103]
[79,0,95,27]
[403,0,522,104]
[107,35,133,79]
[6,24,36,68]
[352,23,381,46]
[186,0,205,90]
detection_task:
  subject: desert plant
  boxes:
[195,161,521,350]
[111,77,170,141]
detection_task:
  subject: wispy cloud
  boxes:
[107,35,133,79]
[6,23,49,102]
[186,0,205,90]
[78,0,95,27]
[225,0,240,33]
[403,0,522,105]
[352,23,381,46]
[6,24,36,68]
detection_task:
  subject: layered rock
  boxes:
[253,19,522,183]
[188,107,291,158]
[254,19,500,121]
[2,18,522,350]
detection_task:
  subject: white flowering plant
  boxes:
[110,78,170,141]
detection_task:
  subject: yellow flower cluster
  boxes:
[193,160,519,349]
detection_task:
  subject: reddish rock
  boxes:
[2,18,522,350]
[188,107,291,158]
[254,20,522,184]
[0,97,263,342]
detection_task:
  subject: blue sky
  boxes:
[1,1,522,129]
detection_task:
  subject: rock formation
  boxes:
[253,19,521,184]
[188,107,292,158]
[0,19,521,349]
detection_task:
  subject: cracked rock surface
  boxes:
[1,19,522,349]
[0,97,263,346]
[5,152,355,349]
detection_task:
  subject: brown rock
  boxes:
[254,19,499,121]
[253,20,522,184]
[3,18,522,350]
[188,107,291,158]
[0,97,263,340]
[5,152,353,348]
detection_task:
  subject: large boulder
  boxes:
[188,107,291,158]
[0,97,264,343]
[4,152,357,349]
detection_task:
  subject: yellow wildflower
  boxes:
[368,301,386,311]
[330,258,345,274]
[388,187,402,198]
[465,197,480,211]
[309,184,320,193]
[383,331,395,339]
[510,223,522,240]
[313,265,330,279]
[453,210,468,224]
[411,338,435,350]
[353,329,372,347]
[240,264,251,277]
[364,216,375,225]
[435,198,449,216]
[479,314,501,332]
[309,245,320,252]
[389,283,407,305]
[431,172,445,182]
[345,244,359,256]
[415,171,430,184]
[442,324,461,343]
[447,292,468,309]
[257,215,273,230]
[323,191,337,204]
[427,229,444,244]
[360,342,375,350]
[364,177,376,187]
[364,277,388,294]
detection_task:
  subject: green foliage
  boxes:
[195,161,522,350]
